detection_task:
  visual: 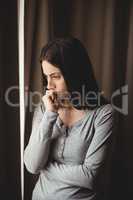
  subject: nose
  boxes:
[47,78,55,90]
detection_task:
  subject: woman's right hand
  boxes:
[42,90,59,113]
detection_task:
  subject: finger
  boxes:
[47,91,58,101]
[45,90,56,96]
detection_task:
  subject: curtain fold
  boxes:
[24,0,132,199]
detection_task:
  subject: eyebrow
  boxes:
[43,72,61,77]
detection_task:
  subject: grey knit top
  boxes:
[24,103,115,200]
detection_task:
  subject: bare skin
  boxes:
[42,60,87,128]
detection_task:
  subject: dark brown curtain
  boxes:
[0,1,21,200]
[24,0,133,200]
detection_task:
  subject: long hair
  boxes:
[40,37,109,110]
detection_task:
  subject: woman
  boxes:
[24,37,116,200]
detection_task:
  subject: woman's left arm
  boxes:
[49,104,116,190]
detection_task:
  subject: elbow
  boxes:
[24,162,40,174]
[24,150,40,174]
[24,157,40,174]
[23,141,49,174]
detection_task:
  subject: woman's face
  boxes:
[42,60,68,94]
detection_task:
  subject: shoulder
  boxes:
[96,103,114,116]
[94,104,116,126]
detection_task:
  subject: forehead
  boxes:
[42,60,61,75]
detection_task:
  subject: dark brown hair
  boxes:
[40,36,109,109]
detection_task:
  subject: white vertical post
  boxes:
[18,0,25,200]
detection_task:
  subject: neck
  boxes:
[58,106,73,114]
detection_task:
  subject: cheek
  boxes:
[58,80,67,90]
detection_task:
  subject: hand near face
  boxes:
[42,90,59,113]
[42,90,72,112]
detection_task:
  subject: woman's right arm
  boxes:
[24,104,58,174]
